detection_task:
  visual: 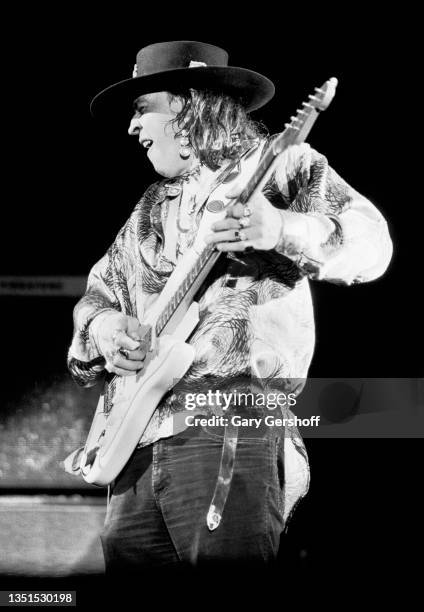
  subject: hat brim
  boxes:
[90,66,275,120]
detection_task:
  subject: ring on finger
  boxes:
[234,229,247,242]
[239,216,250,228]
[243,206,252,217]
[119,348,130,359]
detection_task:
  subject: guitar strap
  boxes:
[206,421,239,531]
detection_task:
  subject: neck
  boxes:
[174,159,203,182]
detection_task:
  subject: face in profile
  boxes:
[128,91,194,178]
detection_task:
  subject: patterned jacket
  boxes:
[66,138,392,516]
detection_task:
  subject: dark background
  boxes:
[1,6,422,598]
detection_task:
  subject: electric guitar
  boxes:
[79,77,338,486]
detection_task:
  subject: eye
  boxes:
[131,108,143,121]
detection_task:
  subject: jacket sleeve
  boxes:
[268,143,393,285]
[67,205,141,387]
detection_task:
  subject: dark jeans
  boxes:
[100,422,286,571]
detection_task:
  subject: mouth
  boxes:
[141,139,153,150]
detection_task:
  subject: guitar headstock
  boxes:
[284,77,338,133]
[267,77,338,158]
[312,77,338,111]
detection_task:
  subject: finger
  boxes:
[126,318,143,341]
[224,183,244,198]
[205,229,245,245]
[210,217,240,232]
[225,203,249,219]
[112,354,144,371]
[120,348,147,361]
[215,241,255,252]
[114,330,140,351]
[105,364,140,377]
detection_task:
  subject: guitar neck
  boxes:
[154,78,338,338]
[155,242,218,336]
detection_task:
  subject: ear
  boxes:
[168,93,184,115]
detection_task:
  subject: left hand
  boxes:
[204,183,283,252]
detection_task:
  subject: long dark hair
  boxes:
[168,89,268,170]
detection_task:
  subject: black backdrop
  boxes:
[2,5,422,593]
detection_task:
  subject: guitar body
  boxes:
[80,303,199,486]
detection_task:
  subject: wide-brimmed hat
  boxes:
[90,40,275,120]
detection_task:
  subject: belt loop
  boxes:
[206,422,239,531]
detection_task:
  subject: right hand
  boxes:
[92,311,147,376]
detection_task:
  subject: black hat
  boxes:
[90,40,275,119]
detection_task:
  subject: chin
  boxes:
[149,152,192,178]
[153,166,178,179]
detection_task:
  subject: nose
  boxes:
[128,116,142,136]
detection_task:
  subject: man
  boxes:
[66,41,392,571]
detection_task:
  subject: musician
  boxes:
[66,41,392,571]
